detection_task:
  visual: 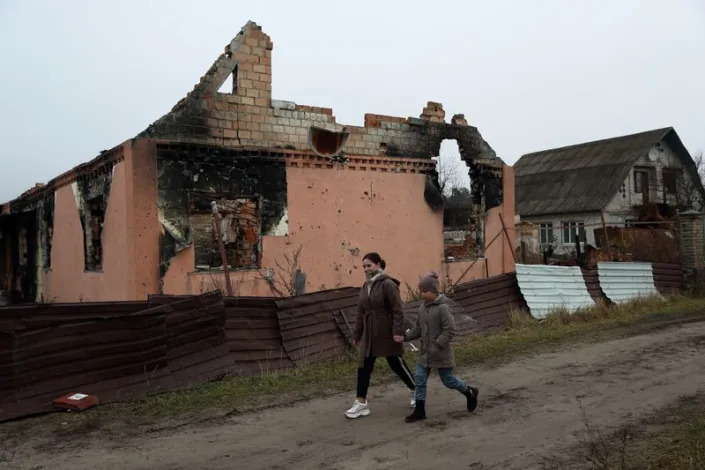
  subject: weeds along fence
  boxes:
[0,263,685,422]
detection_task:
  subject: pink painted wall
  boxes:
[39,140,161,302]
[42,159,132,302]
[165,163,516,300]
[164,165,443,298]
[38,145,514,302]
[124,140,160,298]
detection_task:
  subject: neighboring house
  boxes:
[514,127,705,254]
[0,21,515,303]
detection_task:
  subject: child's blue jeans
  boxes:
[414,364,469,401]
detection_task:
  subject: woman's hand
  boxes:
[393,335,404,343]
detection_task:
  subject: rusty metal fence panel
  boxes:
[223,297,293,376]
[274,288,359,367]
[0,293,229,422]
[0,303,167,422]
[452,273,528,331]
[581,267,606,303]
[158,293,231,387]
[652,262,684,294]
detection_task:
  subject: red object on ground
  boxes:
[52,392,100,411]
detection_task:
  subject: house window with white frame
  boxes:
[539,222,553,245]
[562,221,586,245]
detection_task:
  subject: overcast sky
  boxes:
[1,0,703,202]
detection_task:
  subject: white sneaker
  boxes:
[345,400,370,419]
[410,390,416,408]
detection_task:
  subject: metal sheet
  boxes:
[274,288,359,367]
[652,262,684,294]
[0,292,230,422]
[515,264,595,319]
[581,267,605,302]
[453,273,528,332]
[597,262,661,303]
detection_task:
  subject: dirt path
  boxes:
[6,318,705,470]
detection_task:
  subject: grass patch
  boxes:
[636,396,705,469]
[454,295,705,365]
[575,393,705,470]
[8,294,705,433]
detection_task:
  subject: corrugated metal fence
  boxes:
[1,293,229,422]
[0,261,684,421]
[597,262,661,304]
[515,264,595,319]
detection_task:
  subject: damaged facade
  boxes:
[0,21,515,303]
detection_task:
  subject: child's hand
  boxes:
[393,335,404,343]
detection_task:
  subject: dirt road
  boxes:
[6,318,705,470]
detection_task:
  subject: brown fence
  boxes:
[653,262,685,294]
[1,302,164,421]
[579,262,685,305]
[0,275,534,422]
[581,267,605,303]
[0,294,228,422]
[223,297,292,376]
[275,288,359,367]
[452,273,528,331]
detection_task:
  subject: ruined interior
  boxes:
[156,143,287,281]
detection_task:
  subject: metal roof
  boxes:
[597,262,661,303]
[515,264,595,319]
[514,127,695,216]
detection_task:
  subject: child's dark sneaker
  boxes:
[464,386,479,412]
[405,400,426,422]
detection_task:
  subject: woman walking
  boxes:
[345,253,416,419]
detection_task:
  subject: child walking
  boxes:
[404,272,479,422]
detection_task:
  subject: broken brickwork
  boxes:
[139,21,506,260]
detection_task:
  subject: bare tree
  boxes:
[676,150,705,211]
[436,154,469,197]
[259,245,305,297]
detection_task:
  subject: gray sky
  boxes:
[1,0,704,202]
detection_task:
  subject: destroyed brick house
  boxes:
[0,21,515,304]
[515,127,705,257]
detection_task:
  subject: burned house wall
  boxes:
[0,211,37,302]
[146,21,514,297]
[1,22,515,302]
[156,143,287,278]
[165,158,515,298]
[31,139,162,303]
[137,21,505,228]
[165,158,444,296]
[0,191,55,302]
[40,159,131,301]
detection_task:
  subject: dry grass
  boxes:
[574,393,705,470]
[636,397,705,469]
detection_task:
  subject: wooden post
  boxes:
[211,201,233,296]
[600,212,613,261]
[498,213,518,264]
